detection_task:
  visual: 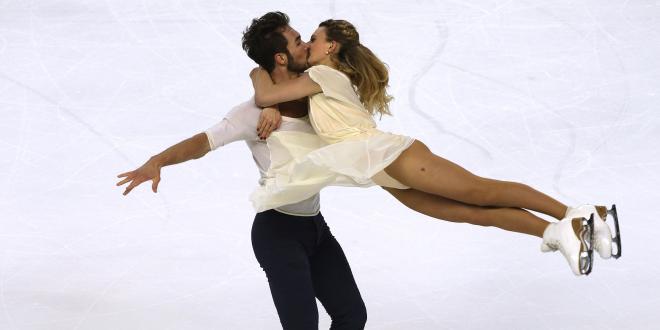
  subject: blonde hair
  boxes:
[319,19,393,117]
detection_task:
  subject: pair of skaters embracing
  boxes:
[117,11,621,330]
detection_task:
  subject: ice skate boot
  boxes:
[541,215,595,276]
[565,204,621,259]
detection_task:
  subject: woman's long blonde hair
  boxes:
[319,19,393,117]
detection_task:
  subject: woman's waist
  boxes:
[315,126,383,143]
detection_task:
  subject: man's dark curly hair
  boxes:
[242,12,291,72]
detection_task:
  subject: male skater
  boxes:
[117,12,366,330]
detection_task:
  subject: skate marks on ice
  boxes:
[0,71,133,165]
[0,70,174,216]
[407,21,493,160]
[533,5,632,200]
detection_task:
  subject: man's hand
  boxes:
[116,158,163,195]
[257,106,281,139]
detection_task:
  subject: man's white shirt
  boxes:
[204,98,320,216]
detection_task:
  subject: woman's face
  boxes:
[307,27,332,66]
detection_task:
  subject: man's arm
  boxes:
[152,133,211,167]
[116,133,210,196]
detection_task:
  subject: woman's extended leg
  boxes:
[382,187,550,237]
[383,186,599,275]
[384,140,568,220]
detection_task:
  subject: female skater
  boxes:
[247,19,620,276]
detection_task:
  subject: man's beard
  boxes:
[287,60,308,73]
[285,52,309,73]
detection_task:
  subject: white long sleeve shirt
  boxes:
[204,98,320,216]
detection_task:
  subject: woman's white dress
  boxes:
[250,65,415,212]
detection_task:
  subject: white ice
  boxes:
[1,0,659,329]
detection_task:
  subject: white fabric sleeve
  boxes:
[204,100,260,150]
[306,65,355,102]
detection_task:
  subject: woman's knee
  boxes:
[444,205,481,224]
[468,207,497,227]
[458,177,496,206]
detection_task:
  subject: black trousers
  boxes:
[251,209,366,330]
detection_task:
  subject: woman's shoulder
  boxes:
[305,65,350,81]
[305,64,337,73]
[304,65,364,106]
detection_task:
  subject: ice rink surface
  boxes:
[1,0,659,329]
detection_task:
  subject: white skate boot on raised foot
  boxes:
[541,215,595,276]
[565,204,621,259]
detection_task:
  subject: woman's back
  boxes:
[306,65,379,144]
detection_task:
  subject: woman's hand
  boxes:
[257,106,282,140]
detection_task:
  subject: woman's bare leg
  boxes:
[385,140,568,220]
[382,187,550,237]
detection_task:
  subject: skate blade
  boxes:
[578,215,595,275]
[608,204,622,259]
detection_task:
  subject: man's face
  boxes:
[280,25,309,72]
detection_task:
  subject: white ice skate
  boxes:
[541,215,595,276]
[564,204,621,259]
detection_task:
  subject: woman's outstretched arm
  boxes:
[250,67,322,107]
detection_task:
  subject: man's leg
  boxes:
[310,214,367,330]
[251,210,319,330]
